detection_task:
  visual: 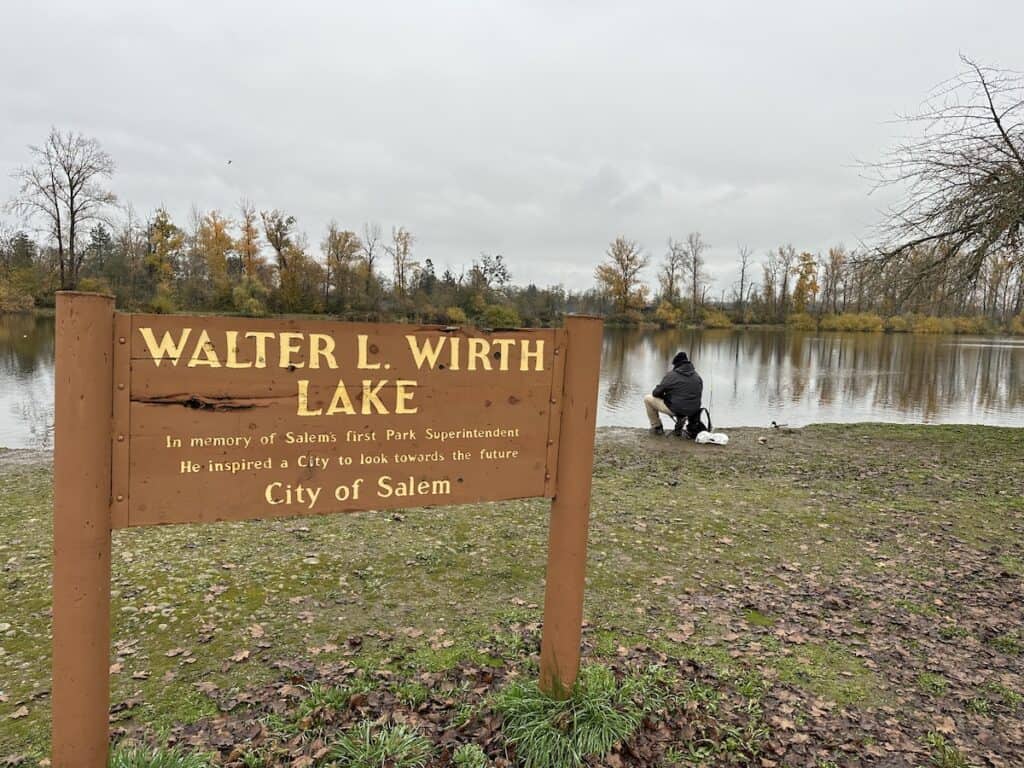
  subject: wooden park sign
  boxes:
[51,291,602,766]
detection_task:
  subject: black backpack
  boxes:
[685,408,712,438]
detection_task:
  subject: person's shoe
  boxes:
[649,425,665,436]
[672,423,684,437]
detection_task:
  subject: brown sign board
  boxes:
[51,292,602,767]
[112,315,566,527]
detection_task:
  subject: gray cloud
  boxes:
[2,0,1022,293]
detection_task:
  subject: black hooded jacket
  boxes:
[652,361,703,415]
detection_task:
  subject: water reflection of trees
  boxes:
[599,327,1024,426]
[1,315,56,448]
[0,315,54,374]
[4,319,1023,444]
[601,327,647,411]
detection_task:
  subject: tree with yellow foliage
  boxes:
[146,207,183,283]
[322,222,362,313]
[197,210,234,307]
[791,251,820,314]
[258,209,324,314]
[595,236,649,317]
[144,208,184,312]
[236,199,263,279]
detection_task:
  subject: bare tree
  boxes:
[8,128,116,289]
[775,244,797,320]
[386,226,417,297]
[360,221,382,292]
[260,209,296,271]
[116,203,146,308]
[866,55,1024,296]
[734,244,755,316]
[469,252,512,295]
[683,231,708,321]
[658,238,688,303]
[820,246,848,315]
[762,254,780,319]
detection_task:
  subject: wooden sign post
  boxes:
[53,292,116,767]
[51,291,602,766]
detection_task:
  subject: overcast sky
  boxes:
[2,0,1022,294]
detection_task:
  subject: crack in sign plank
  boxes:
[133,394,278,411]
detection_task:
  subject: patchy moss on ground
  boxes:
[1,424,1022,766]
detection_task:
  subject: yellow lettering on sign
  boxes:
[296,380,323,416]
[279,332,305,369]
[395,380,418,414]
[245,331,275,368]
[406,335,445,369]
[357,335,380,369]
[521,339,544,371]
[187,330,221,367]
[362,379,388,414]
[448,337,461,370]
[309,333,337,370]
[493,339,514,371]
[327,380,356,416]
[138,327,192,366]
[225,331,252,369]
[468,338,492,371]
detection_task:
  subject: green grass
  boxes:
[965,697,991,715]
[743,609,775,627]
[327,721,433,768]
[680,680,720,713]
[772,641,879,707]
[452,743,489,768]
[918,672,949,696]
[2,424,1023,759]
[925,732,974,768]
[394,680,430,708]
[282,679,375,738]
[238,748,273,768]
[985,681,1023,711]
[493,664,667,768]
[987,632,1022,655]
[108,744,213,768]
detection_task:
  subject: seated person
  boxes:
[644,351,703,436]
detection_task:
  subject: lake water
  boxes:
[600,326,1024,430]
[1,315,1022,449]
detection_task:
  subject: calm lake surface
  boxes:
[1,315,1023,449]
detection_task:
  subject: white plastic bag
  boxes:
[695,431,729,445]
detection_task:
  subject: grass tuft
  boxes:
[917,672,948,696]
[239,748,272,768]
[987,632,1021,655]
[452,742,490,768]
[327,721,433,768]
[925,732,974,768]
[109,743,212,768]
[282,679,375,739]
[394,680,430,708]
[494,664,666,768]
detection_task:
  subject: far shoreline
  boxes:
[6,308,1024,340]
